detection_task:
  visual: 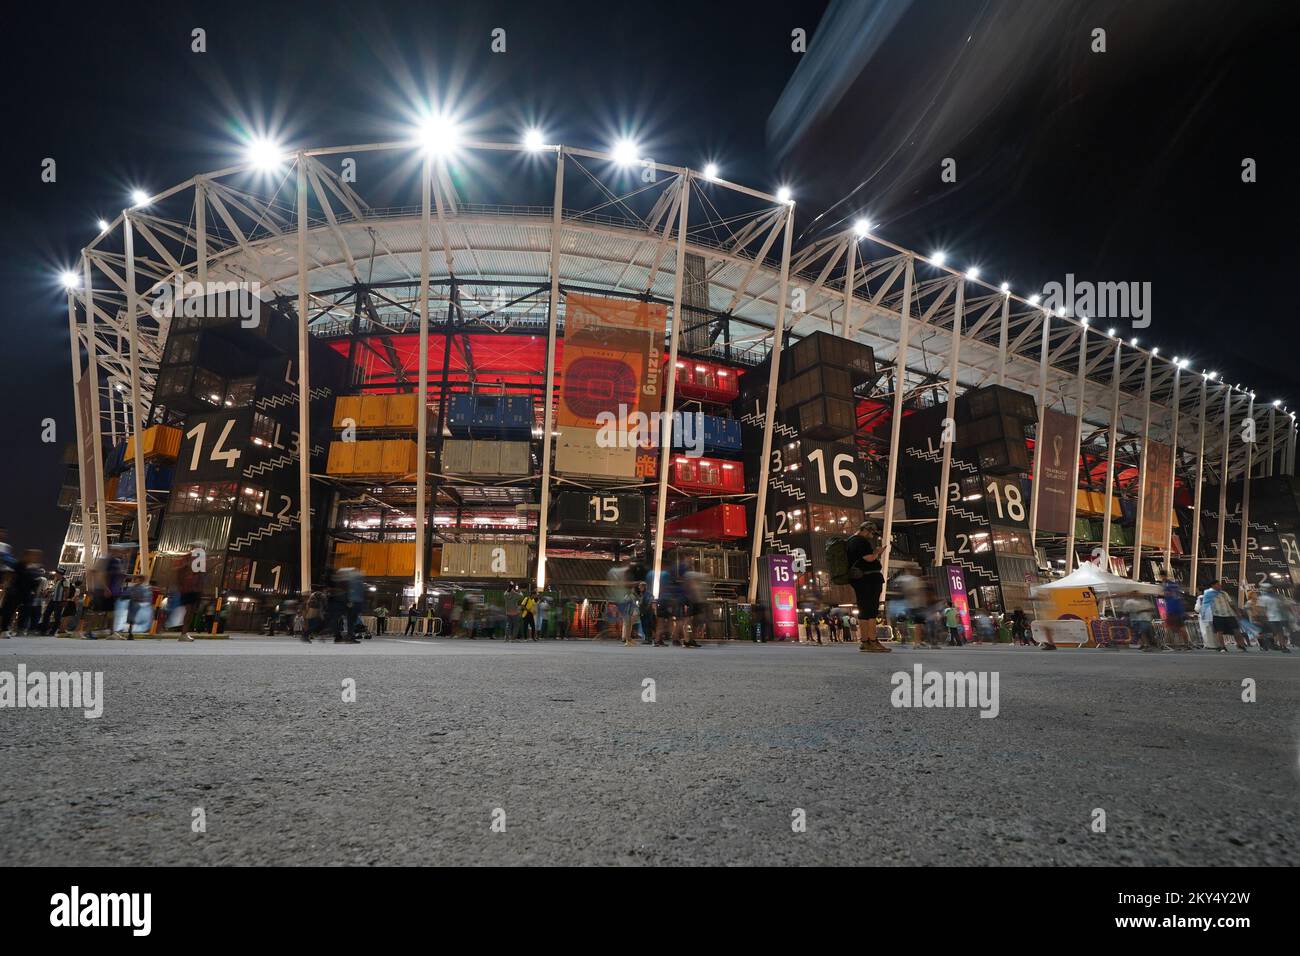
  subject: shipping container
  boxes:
[671,358,742,404]
[352,441,384,476]
[663,503,747,539]
[332,395,362,429]
[470,440,500,475]
[326,441,356,475]
[500,395,534,439]
[670,456,745,495]
[125,424,182,461]
[359,395,388,428]
[447,395,475,437]
[789,331,875,378]
[964,384,1037,423]
[471,395,503,436]
[959,414,1025,449]
[497,441,531,476]
[380,439,418,475]
[116,462,174,501]
[469,541,529,577]
[671,414,742,454]
[977,437,1031,474]
[440,439,473,474]
[386,542,416,578]
[794,395,857,440]
[784,365,853,408]
[384,393,422,429]
[439,543,474,577]
[105,441,127,476]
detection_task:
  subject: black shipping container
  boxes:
[959,414,1026,449]
[794,395,857,440]
[965,384,1037,423]
[977,437,1031,474]
[783,364,854,407]
[789,331,876,379]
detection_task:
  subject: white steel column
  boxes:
[996,293,1010,386]
[295,155,312,595]
[654,176,692,597]
[195,181,208,288]
[413,155,432,598]
[1237,393,1255,605]
[82,253,108,554]
[1062,323,1088,570]
[879,257,915,581]
[1189,373,1208,592]
[745,203,795,603]
[535,148,565,590]
[1130,352,1154,580]
[932,279,965,564]
[840,234,856,337]
[1163,365,1181,577]
[1027,313,1051,553]
[122,213,150,576]
[1267,405,1277,477]
[108,386,118,445]
[66,291,94,566]
[1215,387,1232,582]
[1100,339,1122,568]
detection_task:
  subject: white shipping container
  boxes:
[470,541,528,578]
[470,440,501,475]
[555,427,635,478]
[439,543,474,576]
[497,441,531,476]
[441,439,473,475]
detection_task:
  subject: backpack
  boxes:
[826,537,852,585]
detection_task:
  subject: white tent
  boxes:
[1031,561,1163,598]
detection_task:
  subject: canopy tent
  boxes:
[1031,561,1163,598]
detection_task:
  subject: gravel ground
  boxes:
[1,635,1297,866]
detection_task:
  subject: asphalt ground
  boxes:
[1,634,1297,865]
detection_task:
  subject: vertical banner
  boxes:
[766,554,798,641]
[945,564,971,640]
[554,293,664,478]
[1036,408,1078,533]
[76,373,98,511]
[1141,440,1173,550]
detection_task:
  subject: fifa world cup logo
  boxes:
[1052,434,1064,468]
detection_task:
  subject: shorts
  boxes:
[1212,615,1237,635]
[851,573,884,618]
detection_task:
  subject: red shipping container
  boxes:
[668,358,742,404]
[664,503,748,540]
[671,455,744,494]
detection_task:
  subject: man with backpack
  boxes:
[831,521,891,653]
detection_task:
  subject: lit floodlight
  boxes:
[999,282,1009,293]
[1151,347,1158,355]
[130,189,150,208]
[244,136,286,171]
[1130,337,1139,347]
[1056,306,1066,317]
[965,267,979,280]
[776,186,793,204]
[1273,399,1282,407]
[523,128,546,151]
[1028,294,1040,306]
[1208,371,1218,379]
[1108,327,1116,337]
[612,138,640,166]
[59,270,80,290]
[417,112,463,156]
[853,218,872,238]
[703,162,720,181]
[96,219,110,233]
[1080,315,1090,325]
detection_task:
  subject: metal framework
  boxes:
[64,139,1298,601]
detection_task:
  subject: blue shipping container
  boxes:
[672,414,741,453]
[470,395,502,438]
[448,395,475,437]
[500,396,534,439]
[116,462,174,502]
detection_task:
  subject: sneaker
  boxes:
[684,640,701,648]
[180,633,195,643]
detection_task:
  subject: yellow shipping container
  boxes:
[352,441,384,475]
[126,425,182,461]
[360,542,389,577]
[380,439,417,476]
[333,395,361,429]
[385,393,420,429]
[327,441,356,475]
[359,395,388,428]
[386,542,416,578]
[332,541,363,567]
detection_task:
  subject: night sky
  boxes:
[2,0,1296,562]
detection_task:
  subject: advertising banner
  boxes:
[766,554,798,641]
[1036,408,1077,534]
[556,293,664,478]
[944,564,971,640]
[1140,440,1173,549]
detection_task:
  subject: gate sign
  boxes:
[766,554,798,641]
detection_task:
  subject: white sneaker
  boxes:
[180,632,195,642]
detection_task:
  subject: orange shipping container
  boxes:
[386,542,416,578]
[327,441,356,475]
[359,395,387,428]
[333,396,361,429]
[385,393,421,429]
[380,440,417,476]
[352,441,384,475]
[126,425,181,461]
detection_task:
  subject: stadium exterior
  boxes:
[59,138,1300,633]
